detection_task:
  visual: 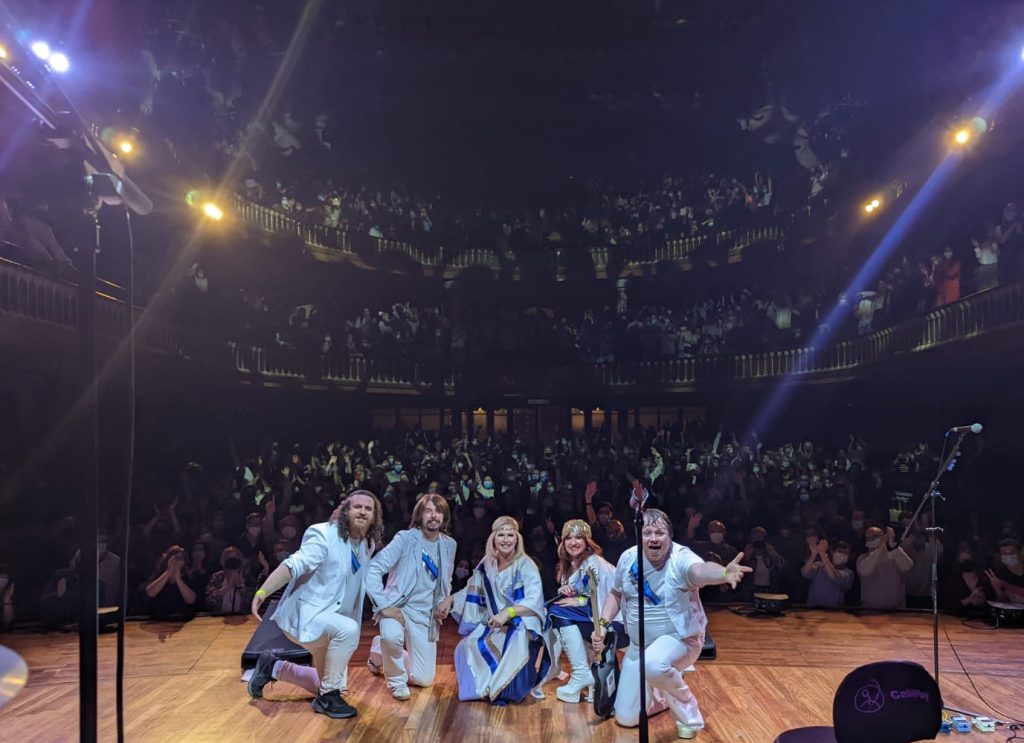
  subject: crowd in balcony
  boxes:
[3,420,1021,630]
[244,165,780,257]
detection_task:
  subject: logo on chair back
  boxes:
[853,679,885,714]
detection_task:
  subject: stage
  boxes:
[0,608,1021,742]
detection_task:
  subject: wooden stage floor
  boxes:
[1,608,1022,742]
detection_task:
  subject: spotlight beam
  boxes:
[745,55,1024,441]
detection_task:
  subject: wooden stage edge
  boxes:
[1,608,1022,743]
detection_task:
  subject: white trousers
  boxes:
[372,615,437,689]
[281,612,360,695]
[614,633,704,730]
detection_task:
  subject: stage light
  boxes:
[864,198,881,214]
[29,40,50,60]
[48,51,70,73]
[0,45,8,61]
[954,129,970,145]
[117,140,134,155]
[202,202,224,221]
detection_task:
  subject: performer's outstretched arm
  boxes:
[687,553,751,589]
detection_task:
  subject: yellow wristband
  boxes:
[578,595,586,607]
[255,589,268,597]
[507,607,516,619]
[721,568,729,582]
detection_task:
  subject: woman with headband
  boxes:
[443,516,549,704]
[546,518,619,703]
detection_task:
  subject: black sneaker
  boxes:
[247,651,278,699]
[312,690,358,719]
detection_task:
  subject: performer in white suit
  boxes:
[446,515,550,704]
[247,490,382,719]
[365,493,457,700]
[546,518,617,703]
[592,509,750,739]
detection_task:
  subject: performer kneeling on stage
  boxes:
[548,517,617,704]
[365,492,457,700]
[444,515,550,704]
[247,490,382,719]
[592,509,750,739]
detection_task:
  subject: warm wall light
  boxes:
[201,202,224,221]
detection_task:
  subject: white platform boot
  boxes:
[555,626,592,703]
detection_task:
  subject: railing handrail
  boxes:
[231,193,784,277]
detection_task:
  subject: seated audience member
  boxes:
[186,541,212,599]
[692,519,739,564]
[0,564,14,630]
[940,545,992,615]
[205,546,256,615]
[742,526,786,595]
[39,555,79,628]
[144,545,198,619]
[234,512,271,562]
[856,526,913,610]
[986,538,1024,603]
[802,539,854,608]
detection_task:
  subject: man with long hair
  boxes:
[592,508,750,739]
[445,515,549,704]
[247,490,383,719]
[365,492,457,700]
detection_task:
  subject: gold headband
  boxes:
[561,519,592,540]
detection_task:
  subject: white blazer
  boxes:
[365,528,457,618]
[271,522,373,643]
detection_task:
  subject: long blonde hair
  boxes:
[484,515,525,568]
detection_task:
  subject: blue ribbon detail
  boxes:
[477,627,499,672]
[630,561,662,606]
[422,551,439,581]
[351,551,361,574]
[466,593,487,606]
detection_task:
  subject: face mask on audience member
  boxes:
[798,490,810,503]
[0,575,8,592]
[958,554,976,572]
[224,557,242,571]
[281,525,297,540]
[483,479,494,490]
[1002,554,1022,568]
[455,564,470,580]
[851,519,865,531]
[866,538,881,550]
[98,542,108,558]
[832,551,849,567]
[709,532,725,545]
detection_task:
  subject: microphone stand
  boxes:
[0,11,152,743]
[898,429,969,691]
[632,485,649,743]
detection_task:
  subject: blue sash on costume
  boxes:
[422,551,440,580]
[351,551,361,574]
[630,561,662,605]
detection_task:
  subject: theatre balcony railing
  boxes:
[230,343,457,393]
[0,256,215,364]
[231,194,784,279]
[229,281,1024,393]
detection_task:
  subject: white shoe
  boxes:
[367,658,383,676]
[676,721,698,739]
[586,686,594,703]
[530,686,546,700]
[391,685,411,701]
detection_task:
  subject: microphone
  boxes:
[947,423,983,435]
[629,480,649,513]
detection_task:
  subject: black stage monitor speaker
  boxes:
[240,599,312,670]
